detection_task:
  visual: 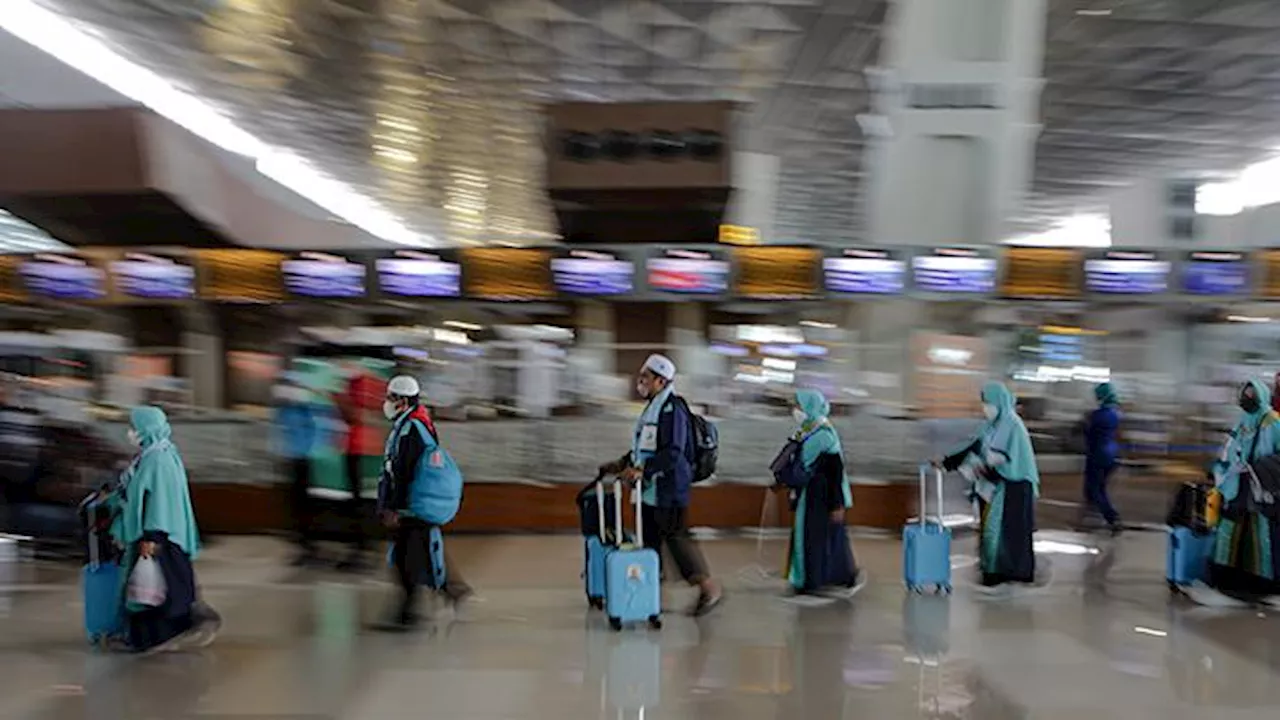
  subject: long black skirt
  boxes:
[126,538,197,651]
[976,481,1036,587]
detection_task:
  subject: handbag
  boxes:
[127,556,167,608]
[769,439,806,489]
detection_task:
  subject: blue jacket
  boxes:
[1085,405,1120,465]
[274,403,319,459]
[643,397,695,509]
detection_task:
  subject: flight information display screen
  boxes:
[1182,251,1249,296]
[111,253,196,300]
[20,254,107,300]
[999,247,1081,298]
[552,250,634,296]
[376,251,461,298]
[647,249,729,295]
[824,249,905,294]
[462,248,554,301]
[733,246,821,299]
[281,252,367,298]
[1085,251,1170,294]
[912,249,996,293]
[196,250,285,302]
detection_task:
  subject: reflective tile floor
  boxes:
[2,530,1280,719]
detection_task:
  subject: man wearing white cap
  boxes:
[601,354,723,616]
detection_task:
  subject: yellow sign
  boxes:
[718,225,760,246]
[733,246,821,299]
[1000,247,1082,298]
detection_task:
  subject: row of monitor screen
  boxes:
[0,248,1264,302]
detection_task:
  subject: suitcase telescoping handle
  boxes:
[594,471,608,543]
[918,464,944,527]
[611,473,645,548]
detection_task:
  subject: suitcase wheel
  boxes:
[648,615,662,630]
[941,584,952,595]
[588,596,604,611]
[608,616,623,632]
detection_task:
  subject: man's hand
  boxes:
[138,541,157,559]
[619,467,642,485]
[380,511,400,529]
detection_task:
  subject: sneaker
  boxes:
[824,571,868,600]
[691,590,724,617]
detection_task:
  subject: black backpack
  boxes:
[673,396,718,483]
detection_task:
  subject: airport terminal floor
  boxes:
[3,530,1280,719]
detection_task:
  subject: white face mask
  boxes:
[792,408,807,424]
[383,400,401,421]
[127,428,140,447]
[636,382,648,399]
[982,403,998,420]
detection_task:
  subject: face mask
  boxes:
[636,382,648,399]
[982,403,998,420]
[792,408,807,424]
[1240,395,1260,414]
[127,429,140,447]
[383,400,401,420]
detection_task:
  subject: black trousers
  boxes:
[288,458,314,551]
[343,453,367,552]
[641,505,709,584]
[391,519,440,615]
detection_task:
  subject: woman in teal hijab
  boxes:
[1201,379,1280,601]
[106,406,218,652]
[936,382,1039,588]
[774,389,860,595]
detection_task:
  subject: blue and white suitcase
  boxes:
[903,465,952,594]
[1167,525,1214,590]
[83,529,122,646]
[584,478,611,610]
[604,481,662,631]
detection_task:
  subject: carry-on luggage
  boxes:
[604,480,662,631]
[903,465,952,594]
[81,502,122,645]
[1167,525,1214,590]
[582,475,612,610]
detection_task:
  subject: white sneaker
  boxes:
[1183,581,1250,609]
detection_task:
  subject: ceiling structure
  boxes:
[7,0,1280,247]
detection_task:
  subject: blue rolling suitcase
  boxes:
[1167,525,1214,590]
[584,478,611,610]
[604,480,662,631]
[83,528,122,646]
[903,465,952,594]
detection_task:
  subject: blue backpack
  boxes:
[393,417,464,526]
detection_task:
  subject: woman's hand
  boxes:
[830,509,845,523]
[618,467,642,485]
[138,541,157,559]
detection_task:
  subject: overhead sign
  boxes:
[196,250,285,303]
[647,248,729,295]
[912,248,996,293]
[462,248,554,301]
[1183,251,1248,296]
[999,247,1082,298]
[1085,250,1170,295]
[1260,250,1280,299]
[20,253,107,300]
[110,252,196,301]
[824,248,905,295]
[733,246,821,299]
[718,225,760,246]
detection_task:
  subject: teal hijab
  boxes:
[1216,378,1280,503]
[793,389,852,508]
[113,407,200,558]
[1094,382,1119,408]
[976,382,1040,493]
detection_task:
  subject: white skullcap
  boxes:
[386,375,421,398]
[642,354,676,380]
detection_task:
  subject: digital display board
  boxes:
[912,249,996,293]
[462,248,554,301]
[824,249,905,294]
[647,249,729,295]
[376,251,461,298]
[733,246,821,299]
[1260,250,1280,299]
[1085,251,1170,294]
[999,247,1081,298]
[110,252,195,300]
[1182,251,1249,296]
[281,252,366,298]
[552,250,634,296]
[20,254,107,300]
[195,249,285,303]
[0,256,27,303]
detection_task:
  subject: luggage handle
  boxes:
[594,471,608,544]
[917,464,944,527]
[610,472,645,548]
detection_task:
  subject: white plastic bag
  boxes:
[128,556,167,607]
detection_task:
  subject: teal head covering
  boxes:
[977,382,1040,491]
[1094,382,1119,408]
[113,406,200,558]
[792,388,851,507]
[1236,378,1273,432]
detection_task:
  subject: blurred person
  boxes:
[775,389,862,597]
[376,376,469,631]
[934,382,1039,591]
[103,406,218,652]
[1194,379,1280,604]
[333,360,384,572]
[273,373,326,567]
[1081,382,1123,535]
[600,354,723,616]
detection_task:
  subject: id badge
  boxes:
[639,424,658,452]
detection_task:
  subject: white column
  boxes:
[724,151,780,243]
[181,306,223,408]
[865,0,1048,246]
[668,303,711,403]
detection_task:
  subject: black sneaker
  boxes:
[691,590,724,617]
